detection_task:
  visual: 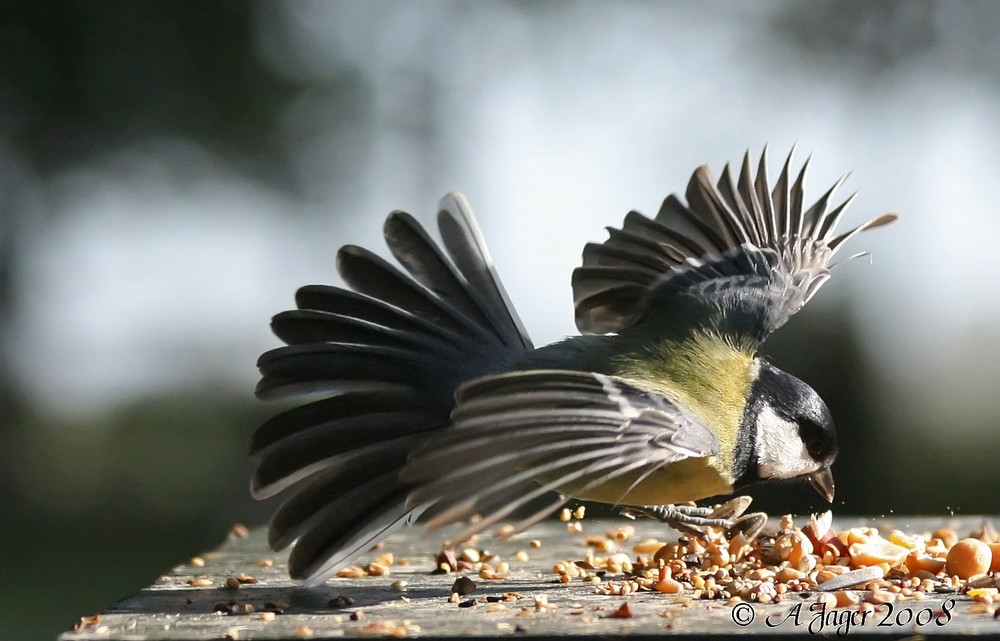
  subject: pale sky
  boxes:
[11,1,1000,432]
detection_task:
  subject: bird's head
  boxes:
[737,360,838,502]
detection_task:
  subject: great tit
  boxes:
[251,148,896,583]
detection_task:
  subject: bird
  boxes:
[250,147,897,584]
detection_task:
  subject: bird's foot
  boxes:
[622,496,766,540]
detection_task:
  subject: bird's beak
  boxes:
[809,467,835,503]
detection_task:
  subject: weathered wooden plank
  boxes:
[60,517,1000,639]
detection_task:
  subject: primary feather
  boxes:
[573,147,897,338]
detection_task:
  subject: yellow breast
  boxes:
[554,456,734,505]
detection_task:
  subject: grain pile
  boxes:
[545,510,1000,616]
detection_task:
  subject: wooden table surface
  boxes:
[59,516,1000,639]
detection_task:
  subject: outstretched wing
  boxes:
[399,370,719,542]
[572,148,897,342]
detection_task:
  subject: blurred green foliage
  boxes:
[0,393,273,639]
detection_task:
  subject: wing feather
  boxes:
[573,147,897,340]
[400,370,719,537]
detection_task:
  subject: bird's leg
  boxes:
[622,496,767,540]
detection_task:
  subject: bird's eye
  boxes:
[806,439,825,458]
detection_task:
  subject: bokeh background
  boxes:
[2,1,999,638]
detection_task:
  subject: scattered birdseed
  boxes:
[213,601,254,616]
[337,565,367,578]
[190,557,205,567]
[560,508,573,522]
[451,576,477,595]
[538,508,1000,611]
[353,620,421,636]
[224,577,240,590]
[230,523,249,538]
[435,548,458,573]
[254,558,273,567]
[633,539,665,555]
[969,602,999,616]
[73,615,101,632]
[328,595,354,608]
[866,589,895,605]
[947,539,993,579]
[814,592,837,610]
[968,588,997,604]
[187,578,213,588]
[458,599,476,608]
[606,525,636,542]
[817,566,885,591]
[391,580,408,592]
[295,624,313,637]
[607,602,632,618]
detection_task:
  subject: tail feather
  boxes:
[255,343,433,399]
[270,309,460,354]
[251,410,444,499]
[267,455,392,551]
[437,193,533,350]
[251,389,427,455]
[292,285,471,350]
[267,456,420,558]
[384,212,507,339]
[284,469,415,582]
[337,245,500,345]
[253,193,530,583]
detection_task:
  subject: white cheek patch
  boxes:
[755,406,821,479]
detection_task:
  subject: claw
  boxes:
[622,496,767,541]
